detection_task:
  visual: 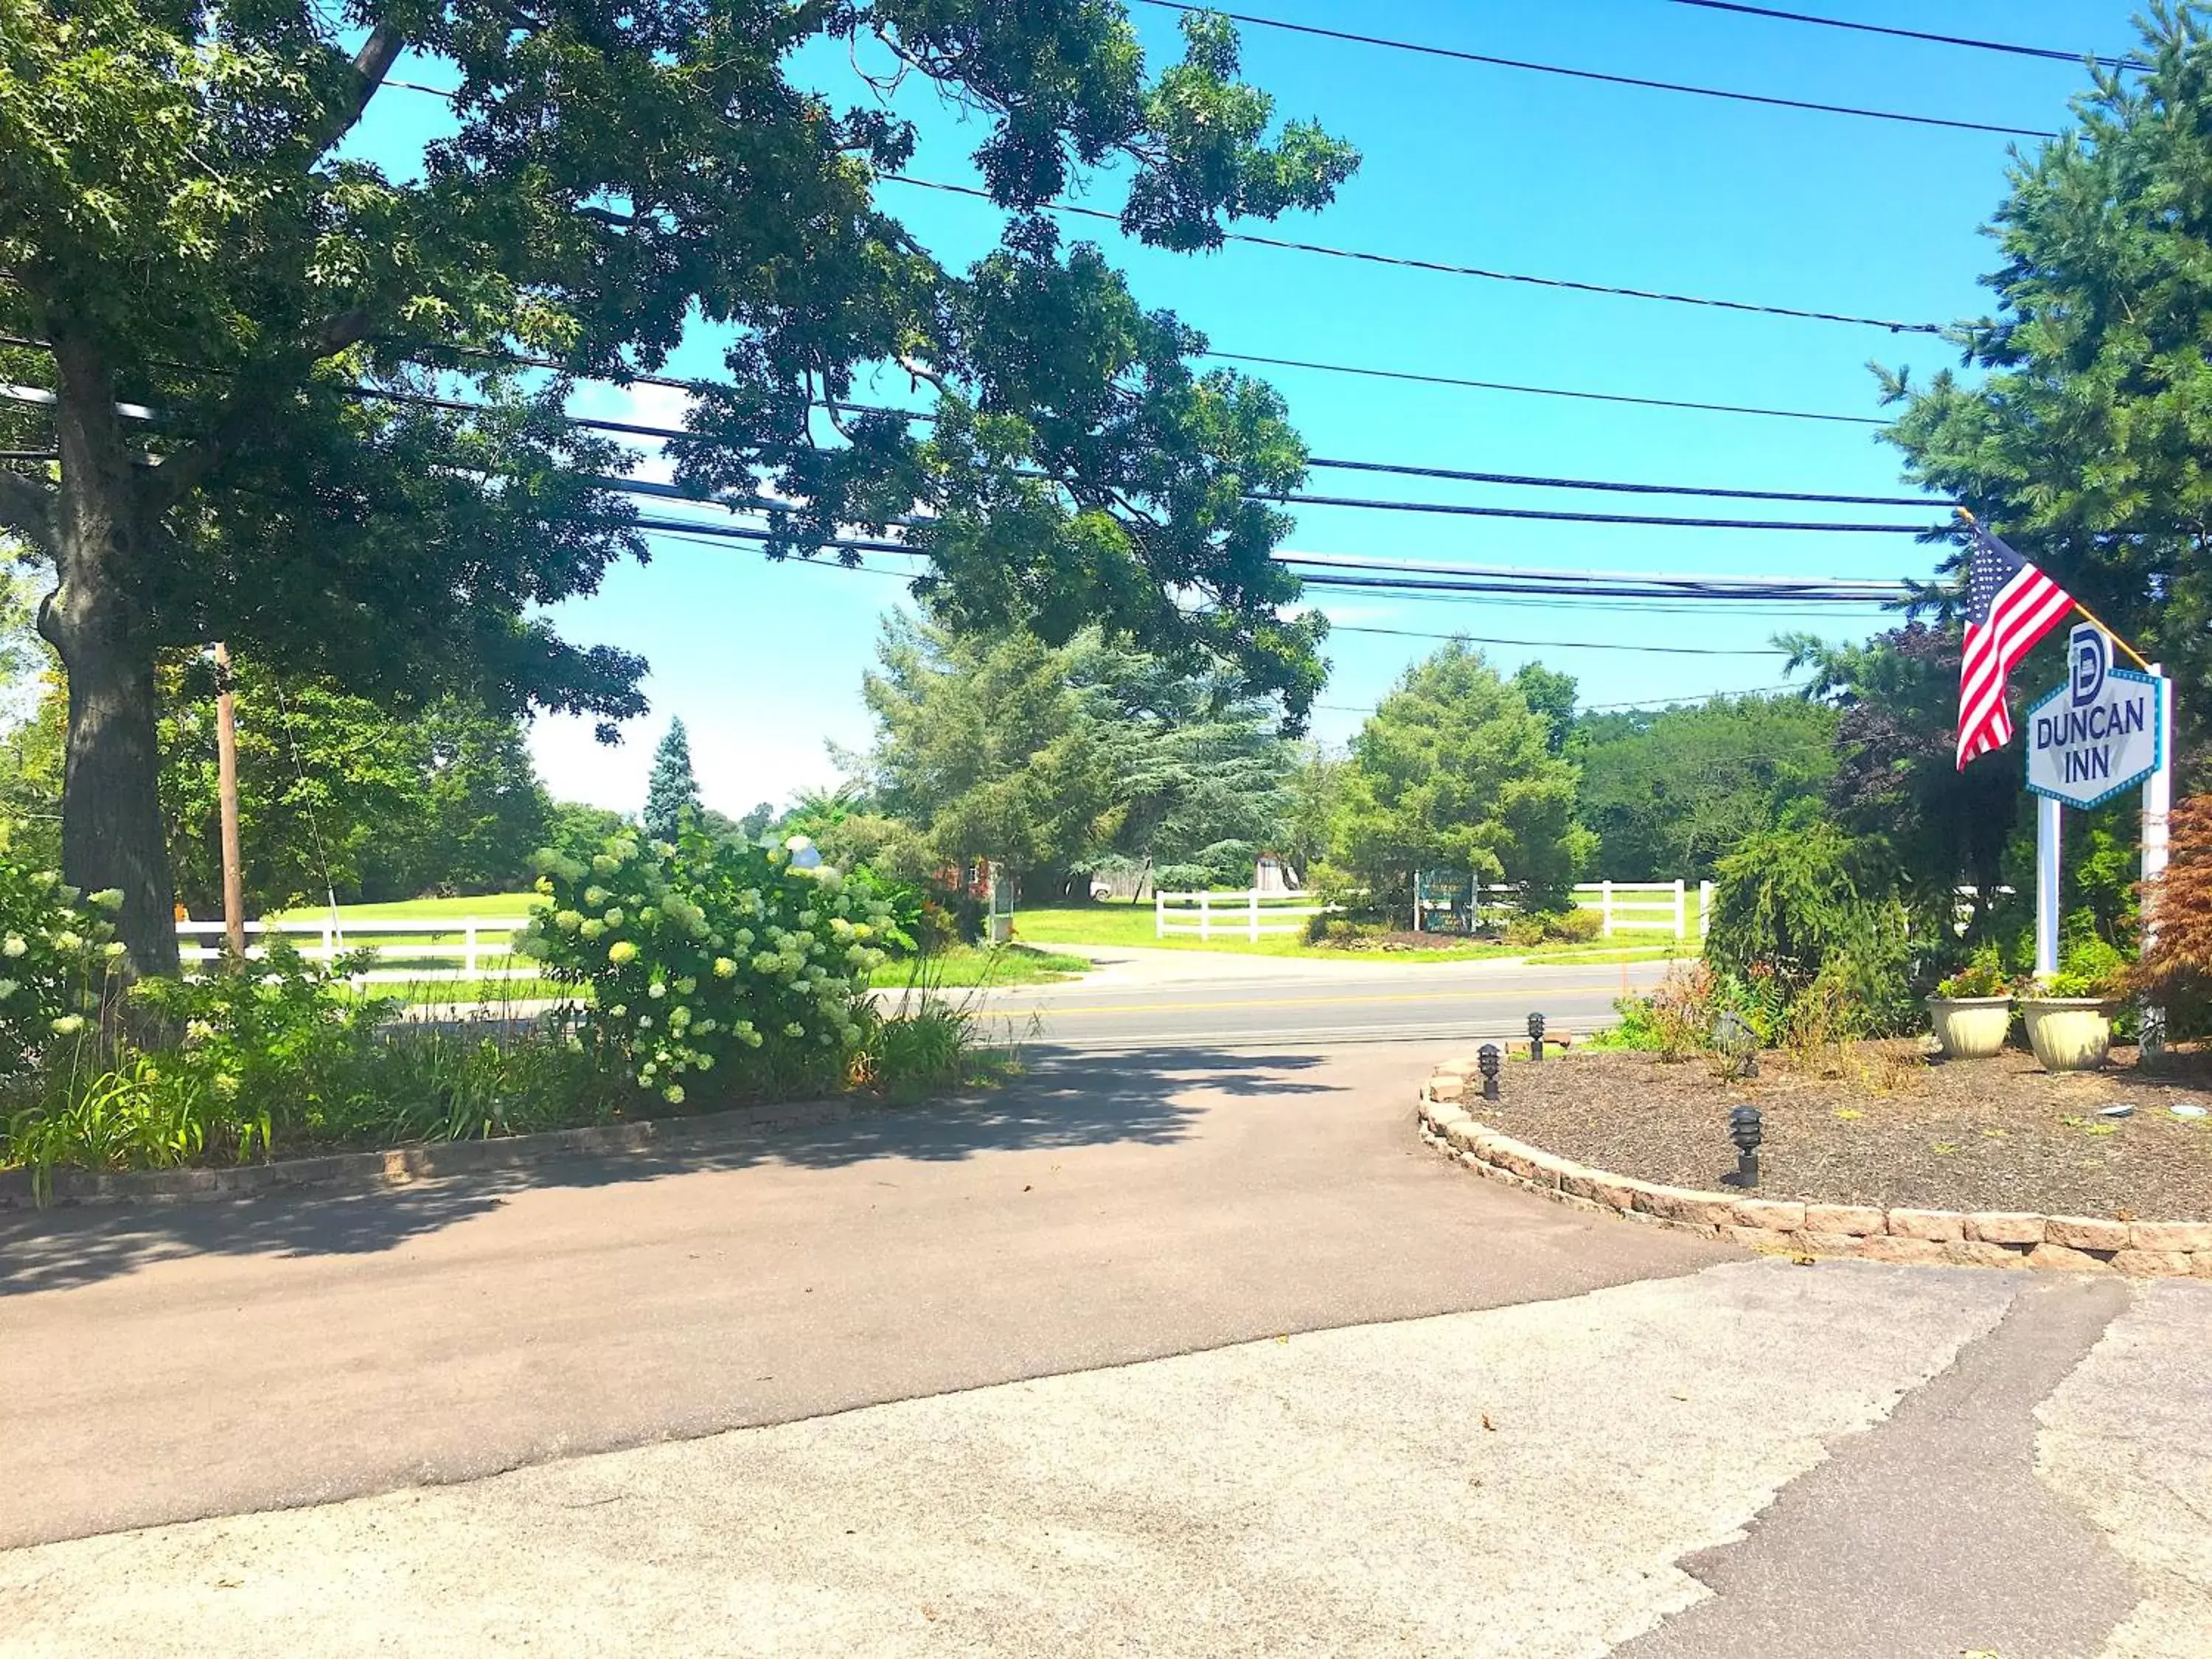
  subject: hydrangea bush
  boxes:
[520,832,902,1102]
[0,863,128,1074]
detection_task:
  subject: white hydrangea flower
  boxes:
[3,936,27,959]
[647,981,666,999]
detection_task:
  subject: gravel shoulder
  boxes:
[1472,1046,2212,1220]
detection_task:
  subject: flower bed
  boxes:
[1429,1046,2211,1222]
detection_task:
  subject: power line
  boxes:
[1327,624,1787,656]
[1304,457,1930,507]
[1267,489,1934,533]
[627,504,1915,602]
[885,175,1947,335]
[1130,1,2057,138]
[349,375,1927,504]
[1200,349,1885,425]
[1656,1,2132,71]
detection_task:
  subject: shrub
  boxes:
[1706,823,1917,1037]
[1307,916,1388,948]
[0,866,128,1073]
[2129,793,2212,1030]
[521,829,904,1103]
[124,937,392,1145]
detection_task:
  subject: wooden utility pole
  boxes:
[214,642,246,962]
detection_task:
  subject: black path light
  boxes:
[1526,1011,1546,1061]
[1723,1105,1763,1189]
[1477,1043,1502,1102]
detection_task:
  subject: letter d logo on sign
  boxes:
[2070,622,2108,708]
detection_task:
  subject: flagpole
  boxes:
[1952,508,2154,671]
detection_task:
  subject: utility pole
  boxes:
[214,642,246,963]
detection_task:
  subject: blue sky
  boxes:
[361,0,2146,816]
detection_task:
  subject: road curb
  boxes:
[0,1093,874,1211]
[1418,1060,2212,1279]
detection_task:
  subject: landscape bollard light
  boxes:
[1477,1043,1502,1102]
[1526,1011,1546,1061]
[1725,1105,1762,1189]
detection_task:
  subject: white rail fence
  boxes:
[1155,890,1331,942]
[1157,880,1714,943]
[175,918,535,984]
[1561,880,1714,942]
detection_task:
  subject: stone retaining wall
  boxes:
[1419,1059,2212,1279]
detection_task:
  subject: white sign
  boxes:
[2025,624,2164,810]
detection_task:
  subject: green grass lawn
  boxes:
[870,943,1091,988]
[270,891,540,922]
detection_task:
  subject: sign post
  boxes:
[2025,623,2171,988]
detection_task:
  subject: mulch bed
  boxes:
[1472,1043,2212,1222]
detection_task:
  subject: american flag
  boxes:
[1957,524,2073,769]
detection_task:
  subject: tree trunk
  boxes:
[38,330,180,977]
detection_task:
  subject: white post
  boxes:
[1699,880,1714,939]
[319,917,335,967]
[1248,889,1260,942]
[2142,667,2174,1054]
[1199,892,1212,942]
[1672,879,1686,940]
[463,921,481,978]
[1155,891,1166,939]
[1600,879,1615,940]
[2036,795,2062,981]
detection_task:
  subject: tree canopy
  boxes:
[1572,694,1837,881]
[1337,643,1589,915]
[1879,7,2212,734]
[843,614,1295,895]
[0,0,1354,968]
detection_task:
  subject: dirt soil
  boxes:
[1472,1043,2212,1221]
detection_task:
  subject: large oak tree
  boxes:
[0,0,1354,969]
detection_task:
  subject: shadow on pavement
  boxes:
[0,1046,1337,1298]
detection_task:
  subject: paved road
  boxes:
[0,1040,1720,1550]
[7,989,2208,1655]
[962,951,1666,1050]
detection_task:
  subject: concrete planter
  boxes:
[1926,995,2013,1060]
[2020,998,2113,1072]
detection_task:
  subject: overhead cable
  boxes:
[1198,350,1886,425]
[1657,1,2132,71]
[883,175,1947,335]
[631,522,1821,650]
[1130,0,2057,137]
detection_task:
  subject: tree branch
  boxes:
[0,469,55,557]
[310,24,406,159]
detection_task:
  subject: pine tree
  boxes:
[643,719,701,844]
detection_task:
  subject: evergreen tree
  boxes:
[643,719,701,843]
[1337,644,1591,918]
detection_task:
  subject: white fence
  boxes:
[1565,880,1714,942]
[1155,890,1330,942]
[1159,880,1714,944]
[176,918,535,984]
[1467,880,1715,942]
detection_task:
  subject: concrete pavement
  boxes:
[7,1265,2205,1658]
